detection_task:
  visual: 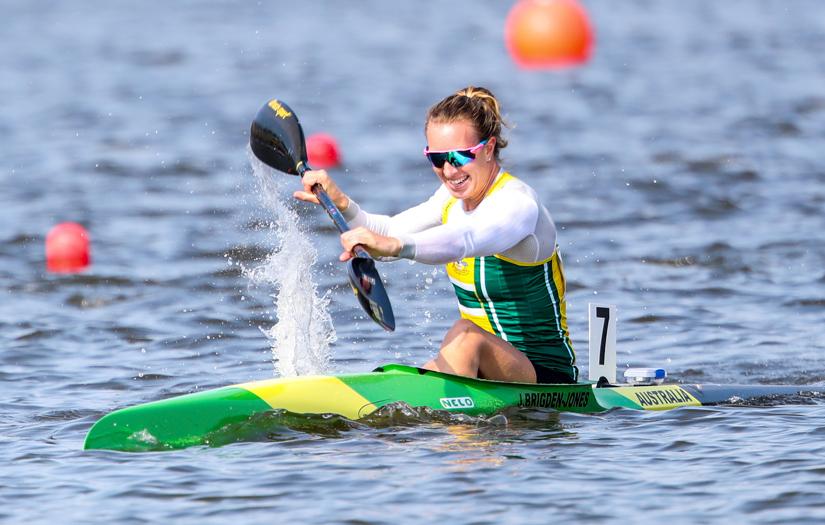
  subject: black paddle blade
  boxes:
[250,99,307,175]
[347,257,395,332]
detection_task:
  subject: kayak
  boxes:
[83,363,825,452]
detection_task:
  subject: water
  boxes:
[2,0,825,523]
[245,155,336,377]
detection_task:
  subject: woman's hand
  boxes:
[293,169,349,211]
[339,227,402,261]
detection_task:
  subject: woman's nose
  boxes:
[442,162,459,176]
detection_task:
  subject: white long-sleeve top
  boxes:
[340,171,558,265]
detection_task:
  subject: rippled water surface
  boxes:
[3,1,825,523]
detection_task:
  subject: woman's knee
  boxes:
[442,320,488,354]
[443,319,482,345]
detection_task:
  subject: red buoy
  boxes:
[306,133,342,169]
[46,222,91,273]
[505,0,594,69]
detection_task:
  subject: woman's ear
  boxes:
[486,137,496,161]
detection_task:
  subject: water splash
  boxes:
[246,153,336,377]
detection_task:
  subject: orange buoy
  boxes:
[46,222,91,273]
[306,133,342,169]
[505,0,594,69]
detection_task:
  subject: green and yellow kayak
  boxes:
[83,364,825,452]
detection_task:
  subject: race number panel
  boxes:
[588,303,617,383]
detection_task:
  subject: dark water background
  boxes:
[2,1,825,523]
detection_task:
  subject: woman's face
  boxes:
[425,119,497,210]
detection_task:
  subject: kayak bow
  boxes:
[83,364,825,452]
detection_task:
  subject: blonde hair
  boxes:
[425,86,509,159]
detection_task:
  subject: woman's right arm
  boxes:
[343,187,447,237]
[295,170,447,260]
[337,193,446,261]
[295,170,446,236]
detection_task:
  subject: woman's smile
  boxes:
[444,172,470,191]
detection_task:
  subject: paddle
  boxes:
[250,98,396,332]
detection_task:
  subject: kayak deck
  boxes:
[83,364,825,452]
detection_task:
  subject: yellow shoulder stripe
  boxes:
[486,171,514,197]
[442,172,515,224]
[441,197,457,224]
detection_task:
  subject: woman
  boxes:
[294,86,577,384]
